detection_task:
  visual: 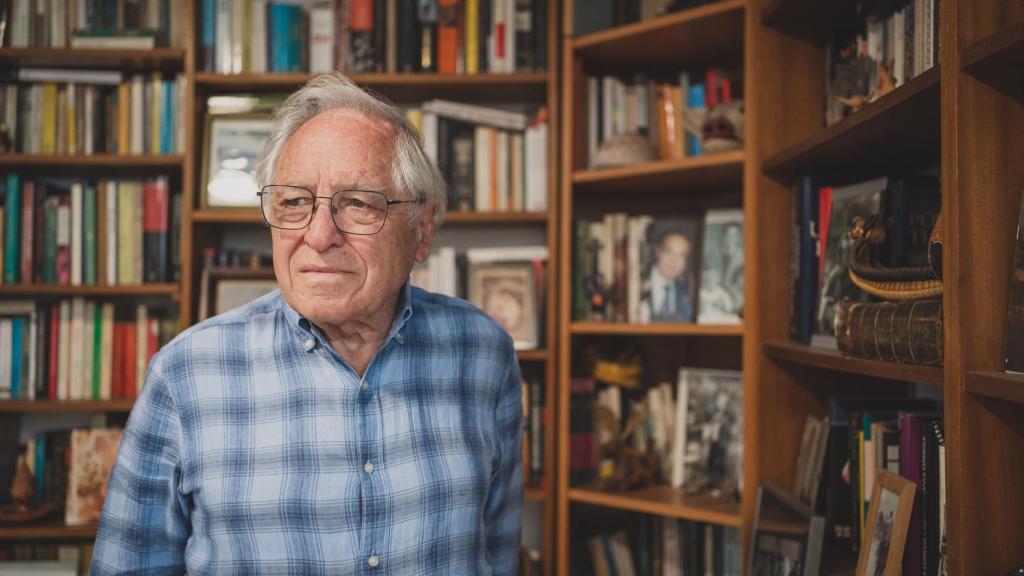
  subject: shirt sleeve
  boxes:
[91,361,191,575]
[484,351,524,576]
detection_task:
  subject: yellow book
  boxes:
[151,73,162,155]
[117,182,133,283]
[40,83,57,154]
[466,0,478,74]
[405,109,423,141]
[857,430,865,537]
[66,83,77,155]
[118,82,130,155]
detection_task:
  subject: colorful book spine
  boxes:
[5,173,20,284]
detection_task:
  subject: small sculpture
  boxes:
[701,100,744,153]
[10,453,33,512]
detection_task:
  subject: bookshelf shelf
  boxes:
[567,486,742,527]
[763,340,944,387]
[569,322,743,337]
[194,72,550,102]
[0,48,186,70]
[517,349,551,362]
[760,0,860,46]
[962,21,1024,102]
[0,284,179,297]
[572,150,744,194]
[191,209,550,226]
[191,208,262,224]
[0,400,134,413]
[0,154,184,168]
[0,523,97,540]
[762,67,941,186]
[525,488,548,502]
[573,0,744,74]
[965,371,1024,405]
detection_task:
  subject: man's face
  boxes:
[270,109,434,327]
[656,233,690,280]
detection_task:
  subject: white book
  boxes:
[57,300,70,400]
[176,75,187,154]
[76,0,87,29]
[496,131,509,211]
[100,303,114,400]
[421,99,529,131]
[510,132,523,211]
[11,0,29,47]
[491,0,506,72]
[216,0,233,73]
[26,308,38,399]
[474,126,493,211]
[17,68,123,85]
[587,76,598,167]
[231,0,246,73]
[671,371,690,489]
[602,76,614,142]
[504,0,515,73]
[136,304,148,390]
[309,3,336,74]
[105,181,118,285]
[82,300,94,400]
[524,117,547,211]
[250,0,268,74]
[421,111,438,163]
[83,85,94,155]
[130,75,144,154]
[50,0,66,47]
[70,183,83,286]
[69,298,85,400]
[0,318,11,399]
[464,245,548,264]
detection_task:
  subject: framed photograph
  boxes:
[201,113,274,209]
[747,483,825,576]
[636,216,698,323]
[468,263,538,350]
[698,208,744,324]
[198,267,278,321]
[855,469,917,576]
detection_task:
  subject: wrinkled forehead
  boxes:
[287,108,398,149]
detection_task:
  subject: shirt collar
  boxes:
[280,281,416,349]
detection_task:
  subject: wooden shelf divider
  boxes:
[762,67,941,186]
[568,486,742,527]
[961,21,1024,101]
[763,339,944,387]
[965,371,1024,405]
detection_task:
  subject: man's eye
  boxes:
[283,198,309,207]
[348,199,368,209]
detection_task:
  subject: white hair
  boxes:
[255,72,448,227]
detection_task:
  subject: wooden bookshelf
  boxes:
[569,322,744,337]
[965,371,1024,405]
[961,21,1024,101]
[763,340,945,387]
[194,72,550,102]
[0,154,185,168]
[762,67,941,185]
[0,400,135,413]
[572,150,745,194]
[0,523,98,540]
[573,0,745,74]
[190,208,262,224]
[517,349,551,362]
[568,486,742,527]
[760,0,860,46]
[525,488,548,502]
[0,284,179,297]
[0,47,185,70]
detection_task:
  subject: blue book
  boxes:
[270,4,291,73]
[4,173,20,284]
[33,433,45,505]
[203,0,217,71]
[687,84,705,157]
[10,317,22,398]
[287,5,303,72]
[792,176,819,344]
[161,80,174,154]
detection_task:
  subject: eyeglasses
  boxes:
[258,185,424,235]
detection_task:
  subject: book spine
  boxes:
[437,0,458,74]
[19,180,33,285]
[83,183,96,285]
[143,176,169,283]
[4,173,19,283]
[309,3,335,73]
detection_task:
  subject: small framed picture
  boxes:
[201,113,274,209]
[468,263,538,350]
[856,469,917,576]
[747,483,825,576]
[213,278,279,317]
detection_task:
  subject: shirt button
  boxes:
[368,554,379,568]
[303,339,315,351]
[364,462,374,474]
[394,333,403,343]
[361,381,368,390]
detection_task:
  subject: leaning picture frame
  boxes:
[468,262,538,350]
[201,113,274,209]
[747,483,825,576]
[855,469,917,576]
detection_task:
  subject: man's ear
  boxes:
[414,205,436,263]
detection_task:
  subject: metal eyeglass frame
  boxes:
[257,185,424,235]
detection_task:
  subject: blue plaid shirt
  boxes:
[91,284,522,575]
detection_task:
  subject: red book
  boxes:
[20,181,34,284]
[142,177,170,283]
[55,195,70,285]
[818,186,833,288]
[47,304,59,400]
[112,323,123,399]
[147,317,159,365]
[124,321,136,398]
[437,0,459,74]
[349,0,373,30]
[705,68,719,109]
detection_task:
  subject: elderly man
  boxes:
[91,73,523,575]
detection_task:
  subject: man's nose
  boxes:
[303,198,345,250]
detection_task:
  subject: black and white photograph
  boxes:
[672,368,743,493]
[863,486,900,576]
[637,216,699,323]
[748,484,825,576]
[469,263,538,351]
[813,178,885,347]
[202,114,274,208]
[856,470,916,576]
[698,208,744,324]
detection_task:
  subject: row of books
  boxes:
[0,299,176,401]
[571,367,743,497]
[410,100,548,213]
[0,175,180,286]
[825,0,939,126]
[0,0,183,48]
[584,69,737,168]
[201,0,548,75]
[0,543,89,576]
[796,398,946,575]
[789,173,940,348]
[0,71,187,156]
[573,209,744,325]
[520,375,545,488]
[586,518,741,576]
[411,245,548,350]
